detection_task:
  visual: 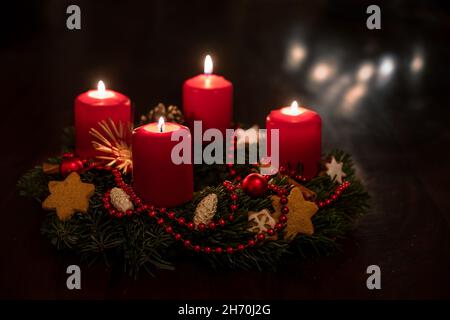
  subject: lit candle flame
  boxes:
[281,100,303,116]
[290,100,299,114]
[97,80,106,98]
[158,116,165,133]
[204,55,213,75]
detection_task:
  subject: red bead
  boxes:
[177,217,186,225]
[159,207,167,214]
[281,206,289,214]
[280,197,288,205]
[193,245,201,252]
[229,169,236,176]
[125,209,133,216]
[184,240,191,247]
[204,246,212,254]
[230,204,238,211]
[215,247,223,254]
[257,233,265,241]
[235,176,242,182]
[157,218,164,225]
[248,239,256,247]
[167,211,176,219]
[174,233,182,241]
[279,214,288,223]
[208,222,216,230]
[116,212,123,218]
[165,226,173,234]
[187,222,195,230]
[279,166,287,174]
[237,244,245,251]
[104,203,111,210]
[223,181,231,187]
[331,195,337,201]
[318,201,324,207]
[275,223,283,230]
[325,199,331,205]
[218,218,226,227]
[230,193,238,201]
[148,210,156,218]
[197,223,206,232]
[228,214,235,222]
[226,247,234,254]
[267,228,275,236]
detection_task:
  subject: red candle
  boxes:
[132,118,193,208]
[75,81,132,159]
[183,55,233,133]
[266,101,322,179]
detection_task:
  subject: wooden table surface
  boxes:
[1,0,449,299]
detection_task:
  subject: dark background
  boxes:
[1,0,449,299]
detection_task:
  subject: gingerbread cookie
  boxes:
[42,172,95,220]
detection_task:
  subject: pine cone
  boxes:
[140,103,184,125]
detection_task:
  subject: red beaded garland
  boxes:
[98,163,350,255]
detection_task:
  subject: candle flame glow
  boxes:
[281,100,304,116]
[204,55,213,75]
[158,117,165,133]
[290,100,299,113]
[97,80,106,98]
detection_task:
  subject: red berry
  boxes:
[237,244,245,251]
[215,247,223,254]
[218,218,226,227]
[279,214,288,223]
[325,199,331,205]
[275,223,283,230]
[159,207,167,214]
[184,240,191,247]
[257,233,265,241]
[280,197,288,205]
[174,233,182,241]
[165,226,173,234]
[148,210,156,218]
[177,217,186,225]
[157,218,164,225]
[281,206,289,214]
[230,204,238,211]
[230,194,238,201]
[197,223,206,232]
[248,239,256,247]
[226,247,234,254]
[125,209,133,216]
[228,214,235,222]
[208,222,216,230]
[267,228,275,236]
[167,211,176,219]
[193,245,201,252]
[204,247,212,254]
[187,222,195,230]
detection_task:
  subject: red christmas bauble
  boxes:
[60,157,84,176]
[242,173,268,198]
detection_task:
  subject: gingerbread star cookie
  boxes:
[271,187,318,239]
[42,172,95,221]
